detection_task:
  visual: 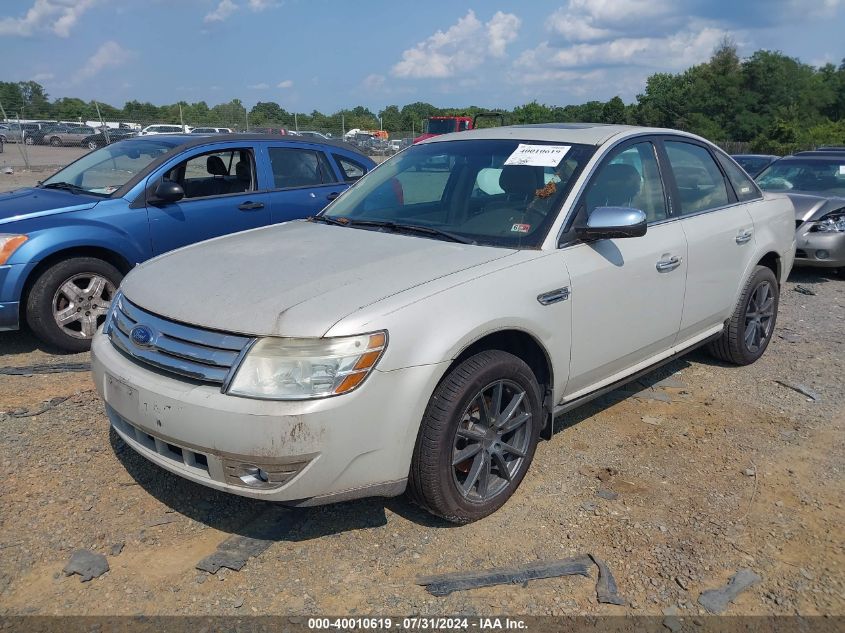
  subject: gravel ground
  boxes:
[0,268,841,618]
[0,170,842,617]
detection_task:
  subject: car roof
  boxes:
[422,123,704,147]
[731,154,778,159]
[129,133,366,154]
[779,153,845,161]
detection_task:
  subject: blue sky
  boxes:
[1,0,844,112]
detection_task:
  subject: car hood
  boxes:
[0,187,101,225]
[787,192,845,223]
[121,221,517,337]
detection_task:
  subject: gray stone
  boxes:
[63,549,109,582]
[596,489,619,501]
[109,542,124,556]
[698,569,762,614]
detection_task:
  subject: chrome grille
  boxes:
[106,292,253,385]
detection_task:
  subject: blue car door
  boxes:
[262,143,347,223]
[145,143,270,255]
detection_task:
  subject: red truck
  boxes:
[413,113,503,143]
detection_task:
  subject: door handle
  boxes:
[238,201,264,211]
[735,228,753,244]
[326,191,341,201]
[656,255,682,272]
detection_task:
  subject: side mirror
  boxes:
[576,206,647,240]
[150,180,184,205]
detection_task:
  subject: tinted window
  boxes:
[165,149,255,199]
[665,141,730,214]
[334,155,367,182]
[584,142,668,223]
[268,148,336,188]
[717,154,763,202]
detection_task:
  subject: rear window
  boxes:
[718,154,763,202]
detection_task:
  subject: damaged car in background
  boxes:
[756,152,845,273]
[92,124,795,523]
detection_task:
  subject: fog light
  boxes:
[816,250,830,260]
[236,465,270,487]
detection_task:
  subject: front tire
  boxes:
[87,141,98,150]
[707,265,779,365]
[50,136,62,147]
[409,350,542,523]
[25,257,122,353]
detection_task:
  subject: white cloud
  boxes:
[547,10,611,42]
[32,72,55,82]
[204,0,237,23]
[77,40,134,81]
[519,26,731,71]
[391,10,521,79]
[277,79,293,88]
[248,0,281,10]
[486,11,521,57]
[248,82,269,89]
[0,0,100,37]
[362,74,385,90]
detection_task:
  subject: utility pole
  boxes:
[179,103,184,131]
[245,109,249,132]
[294,112,298,132]
[341,114,345,137]
[94,101,110,146]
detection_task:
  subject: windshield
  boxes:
[426,119,460,135]
[323,139,595,248]
[41,139,175,196]
[756,158,845,195]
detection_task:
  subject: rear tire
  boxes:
[707,265,779,365]
[409,350,542,523]
[26,257,122,353]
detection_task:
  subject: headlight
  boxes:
[227,331,387,400]
[812,210,845,233]
[0,234,28,265]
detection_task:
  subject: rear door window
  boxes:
[268,148,337,189]
[665,141,731,214]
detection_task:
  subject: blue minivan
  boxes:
[0,134,375,351]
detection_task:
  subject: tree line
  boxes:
[2,43,844,153]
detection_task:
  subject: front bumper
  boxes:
[0,263,29,331]
[794,226,845,268]
[91,331,448,504]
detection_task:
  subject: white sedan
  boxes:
[91,124,796,523]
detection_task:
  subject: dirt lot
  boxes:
[0,174,842,620]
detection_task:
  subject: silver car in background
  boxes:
[92,124,795,523]
[756,153,845,272]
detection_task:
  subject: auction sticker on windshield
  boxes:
[504,144,571,167]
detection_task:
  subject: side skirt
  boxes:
[542,331,722,440]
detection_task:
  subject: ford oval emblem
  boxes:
[129,324,155,348]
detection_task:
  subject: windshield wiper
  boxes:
[40,182,91,195]
[309,215,350,226]
[342,219,475,244]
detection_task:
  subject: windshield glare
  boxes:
[325,139,595,248]
[42,139,175,196]
[756,159,845,195]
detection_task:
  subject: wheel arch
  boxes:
[20,245,132,320]
[756,251,781,285]
[448,328,555,436]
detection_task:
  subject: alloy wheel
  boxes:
[451,379,533,502]
[744,280,775,352]
[52,273,116,339]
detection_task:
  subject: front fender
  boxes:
[326,251,573,404]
